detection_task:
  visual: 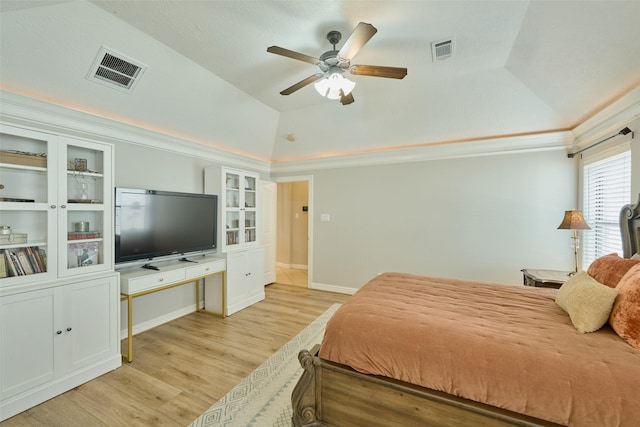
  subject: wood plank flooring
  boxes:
[1,283,350,427]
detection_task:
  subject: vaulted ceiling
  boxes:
[1,1,639,163]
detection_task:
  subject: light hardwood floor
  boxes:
[275,267,308,288]
[1,284,350,427]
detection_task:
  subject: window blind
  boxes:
[582,148,631,269]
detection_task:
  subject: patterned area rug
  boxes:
[188,304,340,427]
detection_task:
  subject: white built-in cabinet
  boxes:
[204,166,265,314]
[0,124,120,421]
[226,246,265,315]
[1,274,119,411]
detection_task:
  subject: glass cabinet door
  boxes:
[222,168,259,251]
[243,175,257,244]
[58,137,113,277]
[224,171,241,249]
[0,125,56,285]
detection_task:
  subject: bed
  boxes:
[292,195,640,427]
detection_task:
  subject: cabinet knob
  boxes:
[66,327,72,332]
[159,278,164,282]
[60,204,67,209]
[56,330,62,335]
[51,205,57,209]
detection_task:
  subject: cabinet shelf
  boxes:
[66,170,104,178]
[0,202,46,211]
[0,241,47,249]
[0,163,47,173]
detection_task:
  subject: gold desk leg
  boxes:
[123,294,133,363]
[196,278,201,312]
[198,271,226,317]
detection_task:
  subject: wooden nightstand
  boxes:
[521,269,572,289]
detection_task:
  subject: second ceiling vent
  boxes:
[431,38,454,61]
[87,46,147,93]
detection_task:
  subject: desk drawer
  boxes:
[186,259,225,279]
[123,269,186,294]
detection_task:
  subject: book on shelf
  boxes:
[67,231,101,240]
[0,247,47,278]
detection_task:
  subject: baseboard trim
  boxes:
[120,304,197,339]
[310,282,358,295]
[276,262,308,270]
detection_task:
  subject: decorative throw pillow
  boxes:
[555,271,618,333]
[609,264,640,349]
[587,253,640,288]
[632,253,640,260]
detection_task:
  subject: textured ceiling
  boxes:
[1,1,639,162]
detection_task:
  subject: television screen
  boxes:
[115,188,217,264]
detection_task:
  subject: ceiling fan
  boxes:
[267,22,407,105]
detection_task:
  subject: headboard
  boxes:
[620,193,640,258]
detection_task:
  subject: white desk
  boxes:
[119,254,226,362]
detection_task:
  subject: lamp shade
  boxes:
[314,71,356,100]
[557,210,591,230]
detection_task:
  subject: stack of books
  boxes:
[0,247,47,278]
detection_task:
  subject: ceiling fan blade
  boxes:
[267,46,320,65]
[349,64,407,79]
[337,22,377,61]
[340,90,355,105]
[280,73,324,95]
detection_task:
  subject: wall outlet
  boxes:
[320,214,330,222]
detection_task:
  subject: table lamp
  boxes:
[557,210,591,274]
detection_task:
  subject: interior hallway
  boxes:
[275,267,308,288]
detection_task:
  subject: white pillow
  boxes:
[631,253,640,260]
[555,271,617,333]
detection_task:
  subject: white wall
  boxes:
[300,149,576,290]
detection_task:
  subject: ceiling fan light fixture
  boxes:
[314,72,356,100]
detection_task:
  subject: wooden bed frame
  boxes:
[292,195,640,427]
[621,193,640,258]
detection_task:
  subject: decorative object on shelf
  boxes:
[0,149,47,168]
[73,158,87,171]
[68,242,99,268]
[0,197,35,202]
[67,198,102,204]
[0,233,27,244]
[557,210,591,275]
[73,221,90,232]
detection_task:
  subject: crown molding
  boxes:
[571,86,640,148]
[270,130,573,175]
[0,90,270,175]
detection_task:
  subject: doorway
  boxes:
[274,176,312,288]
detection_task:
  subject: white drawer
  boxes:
[185,259,225,280]
[122,269,186,294]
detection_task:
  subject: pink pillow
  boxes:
[609,264,640,349]
[587,253,640,288]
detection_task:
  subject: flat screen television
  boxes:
[115,187,217,265]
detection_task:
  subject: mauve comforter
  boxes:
[319,272,640,426]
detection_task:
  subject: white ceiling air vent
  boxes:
[431,38,454,61]
[86,47,147,93]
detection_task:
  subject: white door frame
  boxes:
[272,175,313,288]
